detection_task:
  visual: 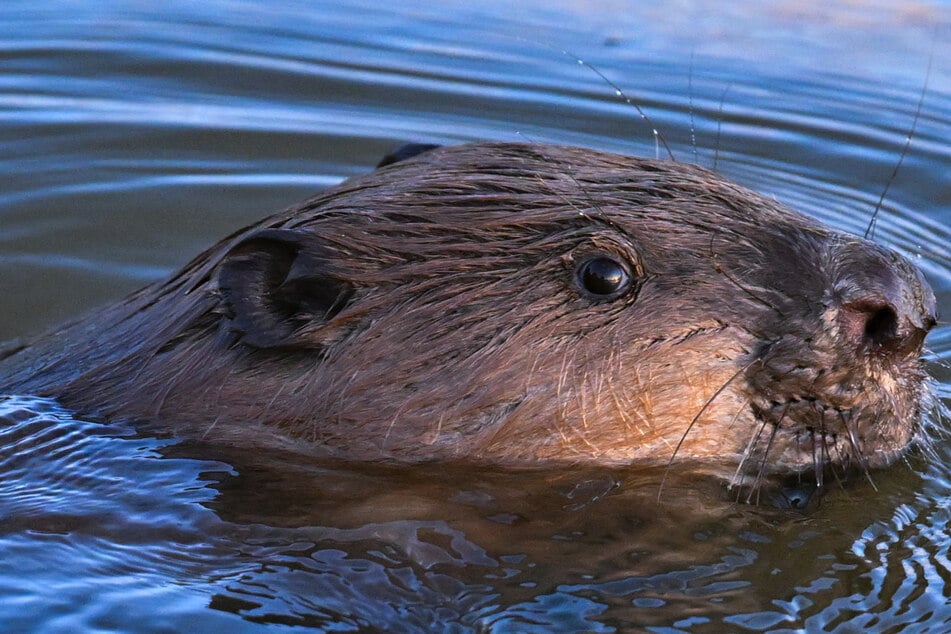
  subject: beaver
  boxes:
[0,142,937,485]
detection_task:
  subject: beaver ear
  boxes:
[217,229,355,349]
[376,143,441,168]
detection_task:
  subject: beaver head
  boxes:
[0,143,937,487]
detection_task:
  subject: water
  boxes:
[0,0,949,631]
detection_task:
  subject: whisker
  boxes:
[811,431,824,492]
[510,38,676,160]
[748,409,785,505]
[561,49,675,161]
[840,409,877,490]
[730,407,765,492]
[712,84,733,172]
[823,431,848,490]
[864,46,933,240]
[688,49,698,165]
[659,359,755,500]
[732,416,771,504]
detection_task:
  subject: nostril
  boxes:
[862,304,899,347]
[839,300,901,350]
[828,241,936,356]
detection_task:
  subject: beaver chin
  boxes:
[0,142,937,495]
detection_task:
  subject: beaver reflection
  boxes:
[0,143,937,498]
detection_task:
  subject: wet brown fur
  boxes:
[0,143,937,484]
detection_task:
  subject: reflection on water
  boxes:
[1,395,948,631]
[0,0,949,631]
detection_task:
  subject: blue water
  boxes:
[0,1,949,631]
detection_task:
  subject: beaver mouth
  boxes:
[748,396,909,473]
[721,394,916,507]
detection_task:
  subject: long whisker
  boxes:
[658,358,756,500]
[519,39,676,161]
[733,416,770,504]
[864,47,933,240]
[747,409,784,505]
[822,430,849,491]
[688,50,698,165]
[841,409,877,490]
[712,84,733,172]
[727,397,756,489]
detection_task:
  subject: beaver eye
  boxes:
[576,256,632,299]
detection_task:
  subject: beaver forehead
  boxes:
[302,142,830,229]
[282,143,834,276]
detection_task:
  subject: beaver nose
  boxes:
[831,241,937,356]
